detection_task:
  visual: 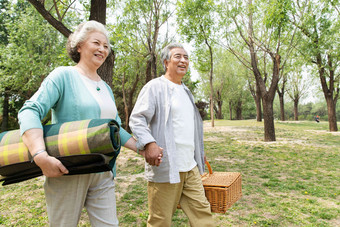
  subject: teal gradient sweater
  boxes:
[18,66,131,175]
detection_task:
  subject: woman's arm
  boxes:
[22,128,69,177]
[123,137,145,157]
[123,136,163,165]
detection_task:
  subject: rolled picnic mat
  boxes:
[0,119,121,186]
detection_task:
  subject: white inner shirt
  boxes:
[79,74,117,119]
[168,79,197,172]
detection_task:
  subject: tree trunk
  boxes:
[151,53,157,79]
[146,59,152,83]
[1,92,9,132]
[121,72,129,131]
[255,85,262,122]
[278,91,285,121]
[248,80,262,121]
[277,75,287,121]
[89,0,106,24]
[262,98,276,141]
[294,99,299,121]
[235,100,243,120]
[325,96,338,131]
[89,0,114,87]
[215,90,223,119]
[208,45,214,127]
[229,101,232,120]
[98,51,114,87]
[317,55,338,131]
[126,73,140,133]
[28,0,114,87]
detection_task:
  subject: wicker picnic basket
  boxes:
[201,161,242,213]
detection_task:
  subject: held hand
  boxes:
[34,153,69,177]
[138,150,162,166]
[145,142,163,166]
[138,150,146,157]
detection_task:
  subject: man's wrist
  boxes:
[145,142,156,149]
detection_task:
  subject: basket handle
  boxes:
[205,160,213,174]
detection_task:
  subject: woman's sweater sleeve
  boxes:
[18,75,61,135]
[115,114,132,146]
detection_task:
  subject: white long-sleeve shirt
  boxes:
[129,76,205,184]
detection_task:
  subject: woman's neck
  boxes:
[74,63,100,81]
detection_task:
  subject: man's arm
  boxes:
[129,84,163,166]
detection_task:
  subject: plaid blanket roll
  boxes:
[0,119,121,185]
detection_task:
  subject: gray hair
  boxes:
[66,20,110,63]
[161,43,187,71]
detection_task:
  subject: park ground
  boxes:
[0,120,339,226]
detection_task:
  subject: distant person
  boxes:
[18,21,142,226]
[315,115,320,123]
[129,43,214,226]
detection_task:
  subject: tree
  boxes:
[116,0,172,83]
[247,75,262,121]
[27,0,115,86]
[287,71,309,120]
[276,71,288,121]
[221,0,297,141]
[0,0,10,131]
[291,0,340,131]
[0,1,67,131]
[177,0,217,127]
[111,0,172,129]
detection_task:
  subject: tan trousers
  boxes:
[44,171,118,227]
[147,166,214,227]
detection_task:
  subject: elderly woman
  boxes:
[18,21,137,227]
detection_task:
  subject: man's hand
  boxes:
[34,152,69,177]
[145,142,163,166]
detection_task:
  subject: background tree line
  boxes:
[0,0,339,142]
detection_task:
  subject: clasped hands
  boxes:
[140,142,163,166]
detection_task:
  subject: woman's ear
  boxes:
[77,43,82,53]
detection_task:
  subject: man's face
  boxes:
[165,48,189,77]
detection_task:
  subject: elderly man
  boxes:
[129,43,214,227]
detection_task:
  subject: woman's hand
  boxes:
[33,152,69,177]
[22,128,69,177]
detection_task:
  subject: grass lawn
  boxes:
[0,120,339,226]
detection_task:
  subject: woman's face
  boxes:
[77,31,109,68]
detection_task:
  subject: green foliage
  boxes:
[0,1,71,130]
[110,0,174,128]
[0,0,10,44]
[197,48,255,120]
[177,0,216,42]
[294,0,340,82]
[263,0,294,37]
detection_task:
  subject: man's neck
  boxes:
[164,73,183,85]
